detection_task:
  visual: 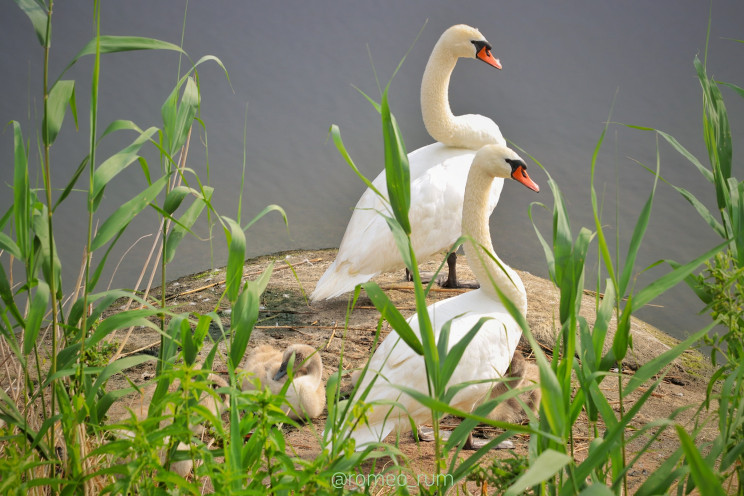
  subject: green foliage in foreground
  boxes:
[1,2,742,495]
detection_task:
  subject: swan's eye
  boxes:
[471,40,491,56]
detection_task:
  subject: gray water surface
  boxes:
[2,1,743,341]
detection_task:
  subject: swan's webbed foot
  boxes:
[416,427,514,450]
[464,432,514,450]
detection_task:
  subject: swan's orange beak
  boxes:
[512,165,540,192]
[477,46,502,69]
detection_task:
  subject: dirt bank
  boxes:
[108,248,715,493]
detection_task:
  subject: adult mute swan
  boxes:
[343,144,539,450]
[311,24,505,302]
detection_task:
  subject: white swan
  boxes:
[343,144,539,450]
[241,343,326,420]
[311,24,505,301]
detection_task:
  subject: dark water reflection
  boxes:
[1,1,743,341]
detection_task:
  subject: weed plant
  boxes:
[0,1,374,494]
[325,22,735,496]
[625,24,744,495]
[2,2,741,495]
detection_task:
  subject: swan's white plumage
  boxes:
[311,24,505,302]
[311,144,503,300]
[340,144,538,450]
[349,290,522,447]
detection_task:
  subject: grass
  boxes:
[1,2,742,495]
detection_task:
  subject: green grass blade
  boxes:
[329,124,387,205]
[0,233,22,261]
[13,0,47,46]
[362,282,423,355]
[86,354,154,422]
[242,203,287,232]
[229,262,272,367]
[42,80,77,146]
[164,186,213,264]
[671,183,726,237]
[529,202,556,281]
[633,239,729,309]
[380,92,411,234]
[23,281,49,355]
[58,35,186,83]
[91,126,159,210]
[618,150,659,296]
[90,174,169,251]
[624,321,716,397]
[505,449,572,496]
[222,217,246,303]
[676,425,727,496]
[439,317,491,392]
[623,124,713,183]
[12,121,30,259]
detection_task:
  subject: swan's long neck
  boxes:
[461,167,527,316]
[421,43,498,149]
[421,45,459,145]
[305,356,323,387]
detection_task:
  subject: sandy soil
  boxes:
[106,248,715,494]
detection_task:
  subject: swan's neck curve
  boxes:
[421,43,502,149]
[304,356,323,388]
[461,167,527,316]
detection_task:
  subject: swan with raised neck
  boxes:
[461,145,539,315]
[421,24,505,149]
[339,144,540,451]
[310,24,506,302]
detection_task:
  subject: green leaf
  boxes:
[329,124,385,199]
[380,92,411,234]
[676,425,726,496]
[383,214,413,270]
[362,282,423,355]
[164,186,213,264]
[86,354,155,422]
[161,76,200,156]
[619,153,659,296]
[505,449,572,496]
[0,233,22,261]
[439,317,490,391]
[624,321,715,397]
[229,263,273,367]
[0,263,26,327]
[91,126,159,210]
[162,186,193,215]
[623,124,712,183]
[671,184,726,237]
[12,121,30,259]
[13,0,47,46]
[579,485,615,496]
[23,281,49,355]
[43,80,77,146]
[90,174,168,252]
[180,318,197,366]
[242,203,287,232]
[58,36,185,83]
[53,156,89,211]
[223,217,246,303]
[634,239,729,309]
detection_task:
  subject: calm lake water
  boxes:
[1,1,743,341]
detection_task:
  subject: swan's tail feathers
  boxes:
[310,261,377,302]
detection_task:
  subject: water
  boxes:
[1,0,743,341]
